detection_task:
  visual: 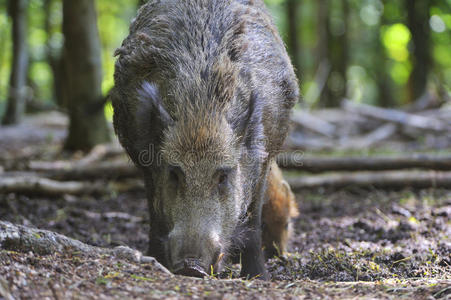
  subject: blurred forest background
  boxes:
[1,2,451,297]
[0,0,450,150]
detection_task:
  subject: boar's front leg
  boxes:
[144,176,168,266]
[147,217,167,266]
[240,162,270,280]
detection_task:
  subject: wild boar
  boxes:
[111,0,299,279]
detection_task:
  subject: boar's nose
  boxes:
[173,258,208,277]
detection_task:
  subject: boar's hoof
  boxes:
[173,258,208,278]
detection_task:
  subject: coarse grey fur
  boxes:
[111,0,299,279]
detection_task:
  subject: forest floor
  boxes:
[0,112,450,299]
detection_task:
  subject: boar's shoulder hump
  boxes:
[112,0,299,156]
[115,0,297,95]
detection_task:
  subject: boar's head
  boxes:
[133,80,266,277]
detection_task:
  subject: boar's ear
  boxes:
[138,81,174,128]
[242,91,267,161]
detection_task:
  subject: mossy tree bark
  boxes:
[62,0,110,151]
[0,220,172,275]
[2,0,29,125]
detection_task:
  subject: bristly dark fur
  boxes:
[243,90,267,162]
[111,0,299,279]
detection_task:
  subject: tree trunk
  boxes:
[44,0,65,109]
[332,0,349,102]
[286,0,301,81]
[374,1,394,107]
[316,0,329,77]
[318,0,349,107]
[62,0,110,151]
[2,0,28,125]
[405,0,431,103]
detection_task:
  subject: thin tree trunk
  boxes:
[2,0,28,125]
[405,0,431,103]
[316,0,330,107]
[334,0,348,100]
[62,0,110,150]
[286,0,301,80]
[318,0,348,107]
[43,0,65,109]
[316,0,329,77]
[374,1,394,107]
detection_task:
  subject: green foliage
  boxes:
[382,23,411,62]
[96,0,137,96]
[430,7,451,87]
[104,101,114,122]
[381,23,412,86]
[389,62,412,86]
[29,62,52,99]
[0,8,11,115]
[264,0,286,34]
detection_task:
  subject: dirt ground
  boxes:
[0,113,450,299]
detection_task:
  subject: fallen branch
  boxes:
[342,99,450,132]
[419,107,451,123]
[286,170,451,190]
[309,109,383,133]
[277,153,451,172]
[29,151,451,183]
[291,110,336,137]
[285,133,335,151]
[0,173,144,195]
[28,160,140,180]
[338,123,397,150]
[285,124,397,151]
[76,144,125,166]
[0,220,172,276]
[0,176,103,195]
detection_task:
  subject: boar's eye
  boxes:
[215,167,232,190]
[168,165,183,186]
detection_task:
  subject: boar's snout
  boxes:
[173,258,208,277]
[168,227,222,277]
